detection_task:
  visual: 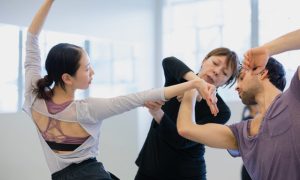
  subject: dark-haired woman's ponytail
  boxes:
[34,75,54,100]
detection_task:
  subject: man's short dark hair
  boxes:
[237,57,286,91]
[265,57,286,91]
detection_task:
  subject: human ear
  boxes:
[259,69,269,80]
[61,73,73,85]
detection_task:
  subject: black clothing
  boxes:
[135,57,231,180]
[242,165,252,180]
[52,158,120,180]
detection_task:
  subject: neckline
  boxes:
[246,93,282,139]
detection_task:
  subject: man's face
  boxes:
[235,69,260,105]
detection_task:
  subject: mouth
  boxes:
[206,75,215,84]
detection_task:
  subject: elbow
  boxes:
[177,126,191,139]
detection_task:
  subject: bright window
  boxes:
[259,0,300,89]
[0,24,138,113]
[163,0,251,101]
[0,25,20,113]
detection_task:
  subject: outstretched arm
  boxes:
[264,29,300,56]
[28,0,55,35]
[23,0,55,114]
[177,89,237,149]
[164,79,218,116]
[244,29,300,74]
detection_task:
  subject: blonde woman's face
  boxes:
[199,55,233,87]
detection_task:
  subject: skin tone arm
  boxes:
[146,78,218,124]
[244,29,300,76]
[163,78,217,108]
[177,89,238,149]
[28,0,54,36]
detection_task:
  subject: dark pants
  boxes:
[241,165,252,180]
[135,168,204,180]
[52,158,119,180]
[135,169,161,180]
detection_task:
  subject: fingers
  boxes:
[144,101,165,110]
[208,94,218,116]
[252,67,263,75]
[207,100,219,116]
[211,102,219,116]
[243,48,256,70]
[203,83,218,116]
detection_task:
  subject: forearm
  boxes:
[183,71,201,81]
[263,29,300,56]
[163,80,195,100]
[177,90,197,135]
[189,124,238,149]
[177,90,237,149]
[28,0,54,35]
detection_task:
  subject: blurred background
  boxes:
[0,0,300,179]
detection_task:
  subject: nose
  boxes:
[235,84,240,92]
[213,66,222,76]
[90,67,95,76]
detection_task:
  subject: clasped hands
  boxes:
[145,78,219,117]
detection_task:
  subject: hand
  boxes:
[243,46,269,75]
[144,100,165,123]
[193,79,219,116]
[144,100,164,111]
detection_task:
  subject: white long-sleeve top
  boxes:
[23,32,165,174]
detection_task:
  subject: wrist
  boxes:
[153,109,164,118]
[151,110,164,123]
[261,44,272,56]
[194,78,205,90]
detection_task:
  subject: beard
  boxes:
[240,91,257,105]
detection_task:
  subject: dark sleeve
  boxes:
[208,95,231,124]
[157,113,199,149]
[162,56,193,85]
[228,121,247,158]
[157,95,231,149]
[289,66,300,102]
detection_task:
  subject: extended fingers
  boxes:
[207,100,219,116]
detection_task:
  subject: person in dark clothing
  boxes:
[135,49,240,180]
[241,105,258,180]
